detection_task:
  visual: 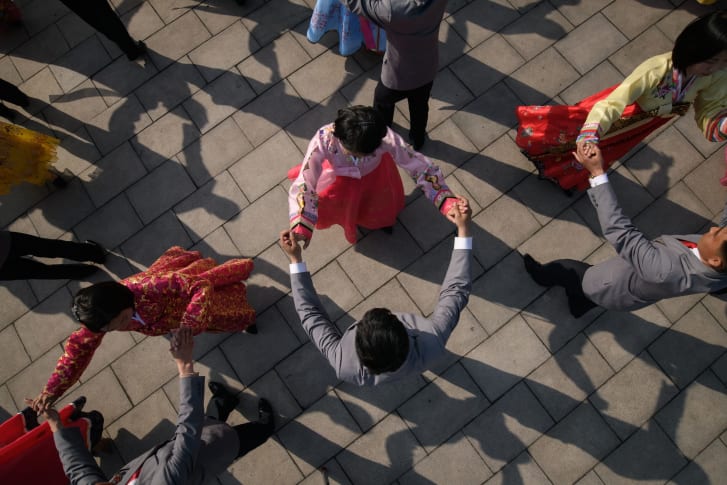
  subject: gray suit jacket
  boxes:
[345,0,447,90]
[292,242,471,385]
[54,376,239,485]
[582,182,727,311]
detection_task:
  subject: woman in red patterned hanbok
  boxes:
[29,246,255,411]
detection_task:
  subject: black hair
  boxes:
[71,281,135,333]
[719,239,727,273]
[355,308,409,374]
[333,105,388,155]
[672,11,727,73]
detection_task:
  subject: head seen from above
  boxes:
[698,225,727,273]
[72,281,135,333]
[673,10,727,77]
[355,308,410,375]
[334,105,388,157]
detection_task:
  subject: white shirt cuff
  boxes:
[454,237,472,250]
[289,262,308,274]
[588,174,609,187]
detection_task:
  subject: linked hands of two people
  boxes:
[574,141,606,177]
[280,195,473,263]
[26,327,196,429]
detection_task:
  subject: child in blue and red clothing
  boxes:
[287,105,466,246]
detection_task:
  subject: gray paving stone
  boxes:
[655,370,727,459]
[288,50,362,106]
[506,47,580,106]
[245,369,303,431]
[43,79,109,135]
[0,280,36,331]
[27,178,95,239]
[399,432,493,485]
[48,35,111,94]
[146,11,211,70]
[132,106,200,169]
[485,453,552,485]
[220,306,301,386]
[556,13,627,75]
[92,55,159,107]
[106,389,177,462]
[655,292,704,325]
[592,353,678,440]
[560,61,625,106]
[683,149,727,215]
[285,92,350,153]
[608,26,673,77]
[194,0,248,35]
[400,363,490,451]
[603,0,672,40]
[7,346,76,411]
[81,141,147,207]
[0,384,16,419]
[648,303,727,388]
[585,305,671,371]
[463,315,550,401]
[242,0,311,46]
[594,419,687,485]
[78,330,136,382]
[427,68,474,129]
[502,1,572,61]
[127,158,196,224]
[466,252,545,335]
[337,412,427,485]
[276,342,338,408]
[464,382,553,472]
[74,193,144,249]
[14,286,75,360]
[224,185,288,256]
[632,182,712,238]
[221,437,305,485]
[338,226,423,297]
[87,94,152,156]
[576,470,607,485]
[511,171,576,226]
[237,31,311,94]
[530,402,620,485]
[112,333,177,404]
[120,211,192,268]
[551,0,612,26]
[278,391,361,476]
[0,325,31,385]
[447,0,518,48]
[452,82,520,151]
[190,21,259,83]
[64,366,131,424]
[183,70,257,134]
[136,57,204,121]
[12,25,70,81]
[527,333,613,421]
[229,130,299,201]
[668,439,727,485]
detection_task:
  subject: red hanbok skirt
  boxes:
[516,84,682,191]
[289,153,405,243]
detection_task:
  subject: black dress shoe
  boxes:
[257,398,274,427]
[126,40,147,61]
[523,254,555,287]
[408,133,426,151]
[208,381,240,419]
[244,324,258,334]
[84,240,108,264]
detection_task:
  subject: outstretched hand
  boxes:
[25,393,56,414]
[41,408,62,433]
[280,230,303,263]
[170,327,195,376]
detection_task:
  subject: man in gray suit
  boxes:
[344,0,447,150]
[47,327,274,485]
[524,144,727,318]
[280,197,472,386]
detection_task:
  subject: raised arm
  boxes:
[280,230,345,374]
[52,415,108,485]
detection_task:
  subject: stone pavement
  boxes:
[1,0,727,483]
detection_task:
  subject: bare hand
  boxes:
[573,142,605,177]
[446,196,472,237]
[26,393,56,414]
[42,408,62,433]
[280,230,303,263]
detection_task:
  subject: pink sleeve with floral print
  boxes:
[43,327,105,400]
[289,129,328,241]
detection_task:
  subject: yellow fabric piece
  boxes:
[583,52,727,140]
[0,121,60,195]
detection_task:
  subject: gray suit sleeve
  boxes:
[589,182,674,282]
[159,375,206,483]
[427,245,472,344]
[54,427,108,485]
[291,272,345,376]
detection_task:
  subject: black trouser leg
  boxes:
[207,393,235,423]
[373,81,406,128]
[0,258,97,280]
[7,232,97,262]
[547,259,597,317]
[406,81,433,145]
[59,0,137,55]
[232,421,274,458]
